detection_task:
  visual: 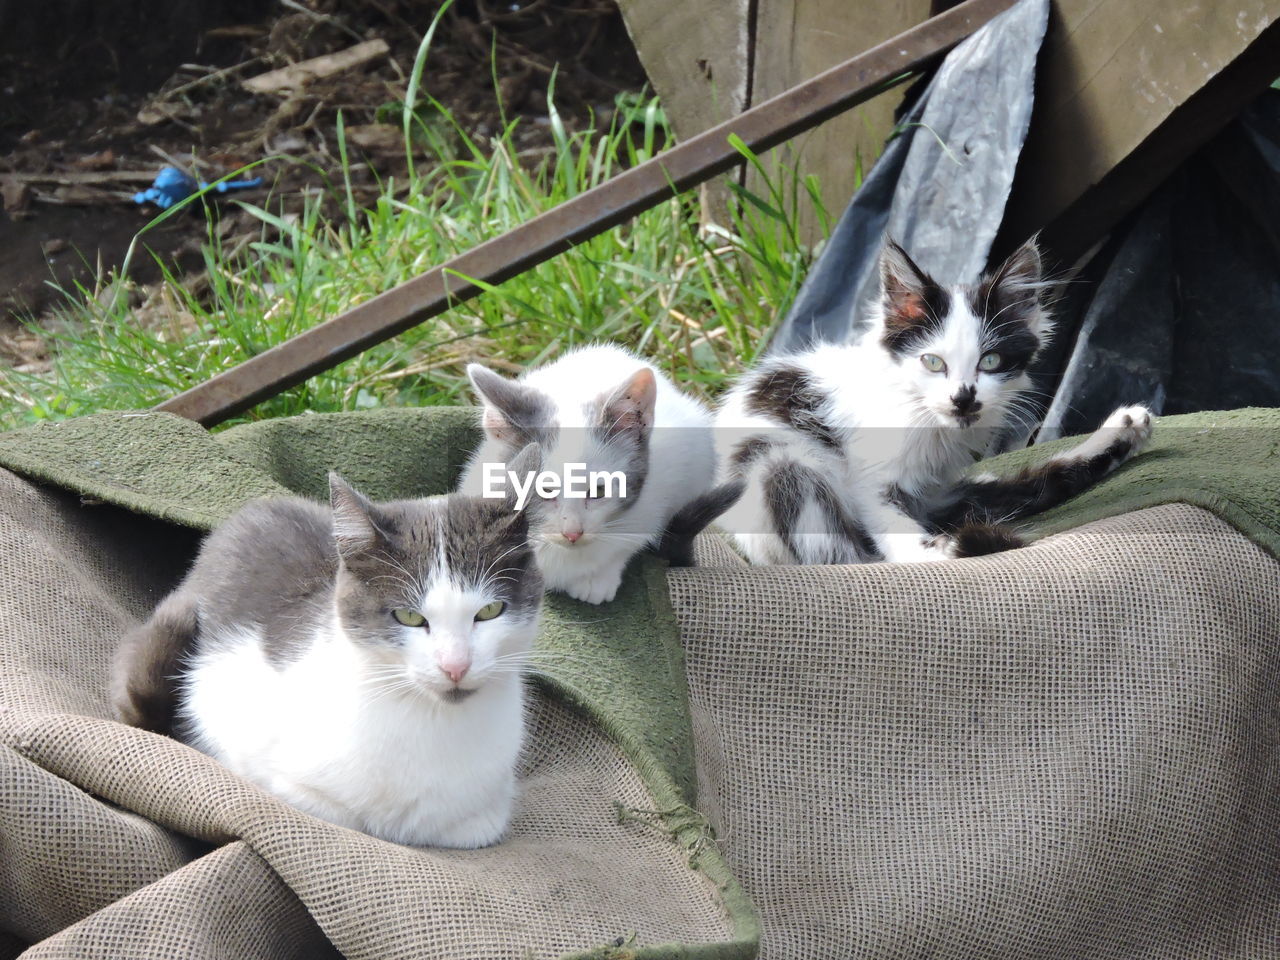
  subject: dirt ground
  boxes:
[0,0,647,368]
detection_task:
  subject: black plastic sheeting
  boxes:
[772,0,1280,445]
[773,0,1049,354]
[1039,90,1280,439]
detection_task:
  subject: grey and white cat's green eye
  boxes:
[920,354,946,373]
[474,600,506,621]
[392,608,426,627]
[978,352,1002,372]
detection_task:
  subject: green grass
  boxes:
[0,85,833,431]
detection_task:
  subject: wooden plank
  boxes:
[613,0,749,222]
[616,0,931,234]
[749,0,933,238]
[998,0,1280,262]
[613,0,748,141]
[155,0,1016,426]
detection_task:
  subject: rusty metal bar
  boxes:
[156,0,1018,426]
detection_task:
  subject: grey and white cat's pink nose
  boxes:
[437,654,471,685]
[560,525,583,544]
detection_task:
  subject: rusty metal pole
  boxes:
[156,0,1018,426]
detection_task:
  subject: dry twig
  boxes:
[243,39,391,95]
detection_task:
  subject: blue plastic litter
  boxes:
[133,166,262,209]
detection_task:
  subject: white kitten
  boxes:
[459,344,716,603]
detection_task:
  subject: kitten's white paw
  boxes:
[925,533,961,560]
[1102,404,1154,451]
[881,534,950,563]
[427,799,512,849]
[562,568,624,605]
[1062,404,1155,465]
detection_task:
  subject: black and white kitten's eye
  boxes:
[474,600,506,621]
[587,482,604,500]
[392,608,426,627]
[978,352,1002,372]
[920,354,946,373]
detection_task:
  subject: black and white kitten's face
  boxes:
[328,460,542,703]
[877,238,1052,429]
[467,363,654,548]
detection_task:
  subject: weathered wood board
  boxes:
[748,0,932,236]
[619,0,1280,262]
[615,0,931,238]
[999,0,1280,262]
[613,0,751,141]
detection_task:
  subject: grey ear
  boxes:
[879,239,933,329]
[466,362,515,407]
[467,363,551,446]
[328,472,384,557]
[599,367,656,444]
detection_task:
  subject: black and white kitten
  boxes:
[112,445,544,848]
[715,238,1153,564]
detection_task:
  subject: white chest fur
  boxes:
[181,623,525,848]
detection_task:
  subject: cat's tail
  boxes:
[929,404,1153,531]
[947,521,1026,558]
[110,589,198,735]
[654,481,747,567]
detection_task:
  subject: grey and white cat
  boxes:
[459,343,725,603]
[716,238,1154,564]
[112,445,544,849]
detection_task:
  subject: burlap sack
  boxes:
[3,406,1280,958]
[0,467,752,959]
[674,505,1280,959]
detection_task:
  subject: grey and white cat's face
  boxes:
[467,363,654,548]
[876,238,1053,429]
[328,466,543,703]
